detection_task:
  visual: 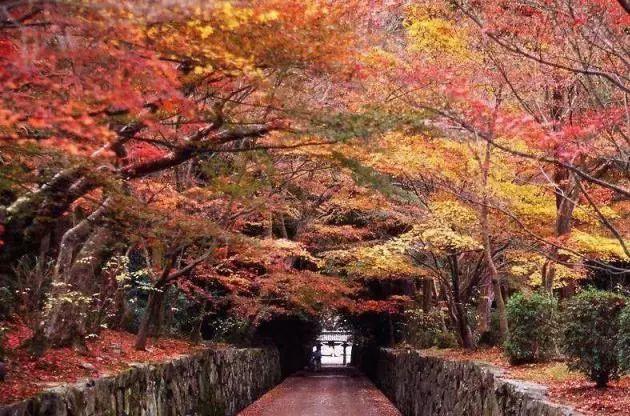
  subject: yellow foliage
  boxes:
[572,204,620,226]
[418,226,482,254]
[321,240,422,280]
[257,10,280,23]
[404,5,470,59]
[325,197,484,280]
[349,132,475,183]
[495,181,557,224]
[506,250,584,288]
[568,230,629,260]
[406,198,484,254]
[350,244,421,280]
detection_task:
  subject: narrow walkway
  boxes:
[238,366,401,416]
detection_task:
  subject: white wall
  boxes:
[320,344,352,365]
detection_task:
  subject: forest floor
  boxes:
[0,320,205,405]
[421,347,630,416]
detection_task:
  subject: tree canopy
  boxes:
[0,0,627,357]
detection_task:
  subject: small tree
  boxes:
[563,289,627,387]
[504,292,559,364]
[618,305,630,374]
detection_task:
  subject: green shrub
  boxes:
[402,309,458,349]
[563,289,626,387]
[478,311,503,347]
[211,316,253,346]
[504,292,559,364]
[617,305,630,374]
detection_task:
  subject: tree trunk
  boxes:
[596,373,609,388]
[480,216,508,341]
[135,289,165,350]
[133,249,211,350]
[266,210,274,239]
[492,277,508,339]
[1,167,94,266]
[422,278,433,313]
[191,303,209,342]
[40,226,112,350]
[54,198,112,277]
[478,142,508,341]
[278,212,289,239]
[559,280,577,299]
[450,255,474,349]
[439,280,459,328]
[501,282,509,305]
[543,164,579,292]
[476,285,491,334]
[153,286,170,337]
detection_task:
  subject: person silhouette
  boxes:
[313,344,322,371]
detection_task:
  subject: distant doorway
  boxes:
[316,330,353,366]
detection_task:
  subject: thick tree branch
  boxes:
[54,197,113,277]
[120,123,277,178]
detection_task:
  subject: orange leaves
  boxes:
[351,296,412,315]
[0,0,369,161]
[254,270,355,316]
[0,2,182,153]
[142,0,359,80]
[127,142,169,164]
[0,326,201,405]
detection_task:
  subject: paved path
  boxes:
[238,366,401,416]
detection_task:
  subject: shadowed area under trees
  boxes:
[0,0,629,414]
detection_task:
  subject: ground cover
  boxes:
[0,320,204,405]
[421,347,630,416]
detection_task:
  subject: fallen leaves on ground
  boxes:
[0,321,205,405]
[420,347,629,416]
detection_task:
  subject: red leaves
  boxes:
[424,347,630,416]
[0,2,184,153]
[0,324,202,405]
[351,296,412,315]
[127,142,169,163]
[0,38,17,60]
[549,378,630,416]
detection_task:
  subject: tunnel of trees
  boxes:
[0,0,629,405]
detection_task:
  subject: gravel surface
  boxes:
[238,366,401,416]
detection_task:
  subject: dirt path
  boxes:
[237,366,401,416]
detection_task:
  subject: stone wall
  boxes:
[0,347,281,416]
[369,348,580,416]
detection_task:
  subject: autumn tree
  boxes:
[0,0,368,350]
[0,0,627,363]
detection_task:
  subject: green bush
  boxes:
[504,292,559,364]
[563,289,626,387]
[402,309,458,349]
[478,311,503,347]
[617,305,630,373]
[211,316,253,346]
